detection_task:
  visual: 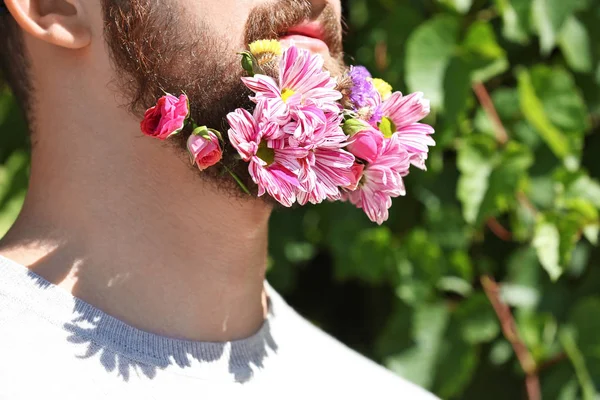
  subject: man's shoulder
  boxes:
[269,290,438,399]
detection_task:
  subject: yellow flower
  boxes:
[249,39,283,58]
[371,78,393,100]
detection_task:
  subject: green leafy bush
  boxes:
[2,0,600,398]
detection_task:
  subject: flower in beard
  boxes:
[294,112,355,205]
[347,66,383,124]
[227,102,307,207]
[343,118,384,163]
[346,68,435,169]
[346,134,411,225]
[378,92,435,170]
[187,127,223,171]
[348,66,379,109]
[282,105,329,144]
[140,94,189,140]
[241,46,342,129]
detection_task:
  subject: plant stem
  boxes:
[481,275,541,400]
[223,164,252,195]
[472,82,509,145]
[487,217,512,241]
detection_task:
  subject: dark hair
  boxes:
[0,5,31,120]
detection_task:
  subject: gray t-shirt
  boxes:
[0,256,437,399]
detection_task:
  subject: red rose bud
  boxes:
[187,127,223,171]
[140,94,189,140]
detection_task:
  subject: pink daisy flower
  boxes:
[241,46,342,127]
[296,140,355,205]
[346,134,411,225]
[379,92,435,170]
[286,110,355,205]
[227,103,308,207]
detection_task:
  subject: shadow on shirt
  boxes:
[26,267,278,384]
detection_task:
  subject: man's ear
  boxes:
[5,0,91,49]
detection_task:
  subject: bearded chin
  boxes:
[102,0,249,124]
[102,0,346,196]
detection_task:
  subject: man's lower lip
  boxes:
[279,35,329,54]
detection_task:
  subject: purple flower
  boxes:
[349,66,380,110]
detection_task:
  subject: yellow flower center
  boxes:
[256,141,275,165]
[371,78,393,100]
[281,88,296,103]
[248,40,283,58]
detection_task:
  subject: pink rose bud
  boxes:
[187,128,223,171]
[345,162,365,191]
[140,94,189,140]
[346,125,384,163]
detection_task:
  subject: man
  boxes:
[0,0,436,398]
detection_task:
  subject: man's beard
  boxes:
[102,0,346,193]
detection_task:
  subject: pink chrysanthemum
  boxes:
[346,134,411,225]
[283,109,355,205]
[296,132,355,205]
[227,103,308,207]
[241,46,342,131]
[379,92,435,170]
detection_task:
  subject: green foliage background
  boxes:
[2,0,600,398]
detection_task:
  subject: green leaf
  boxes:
[0,150,28,238]
[385,303,450,388]
[457,137,495,225]
[457,138,533,227]
[565,175,600,209]
[569,297,600,353]
[434,337,478,398]
[477,142,534,225]
[530,65,589,134]
[338,227,396,283]
[532,0,578,55]
[405,15,460,109]
[507,246,541,288]
[560,326,599,400]
[395,229,446,305]
[455,293,501,344]
[500,283,540,308]
[583,224,599,245]
[469,58,510,84]
[517,67,572,161]
[474,88,522,136]
[438,0,473,14]
[283,242,316,263]
[558,16,593,73]
[463,21,506,60]
[489,340,514,366]
[533,220,563,281]
[443,56,472,121]
[375,301,414,359]
[462,21,509,83]
[495,0,532,44]
[436,276,473,297]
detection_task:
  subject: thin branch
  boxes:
[487,217,512,241]
[472,82,509,145]
[481,275,541,400]
[517,191,539,216]
[536,352,568,374]
[374,41,388,72]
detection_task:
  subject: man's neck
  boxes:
[0,106,272,342]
